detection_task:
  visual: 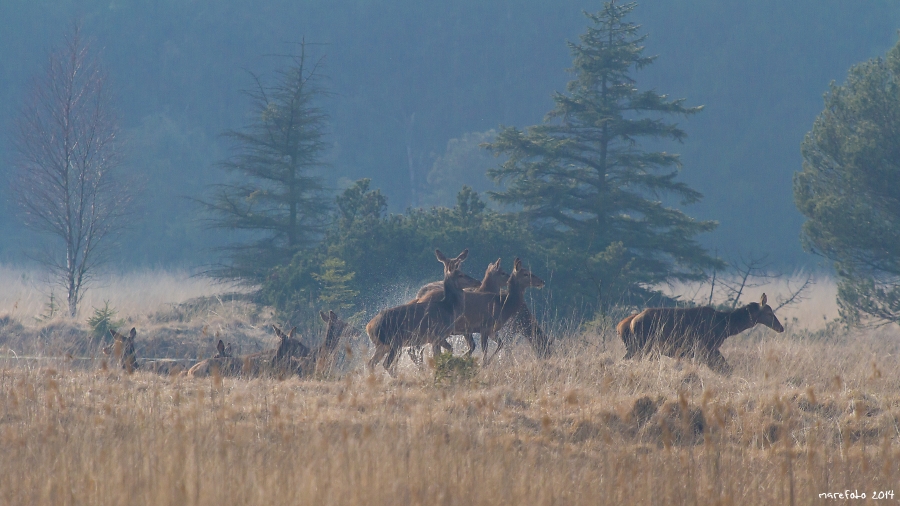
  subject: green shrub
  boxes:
[434,352,479,386]
[86,301,125,342]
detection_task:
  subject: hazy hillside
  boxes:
[1,0,898,267]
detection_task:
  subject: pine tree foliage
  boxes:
[203,42,331,284]
[485,2,718,308]
[794,37,900,326]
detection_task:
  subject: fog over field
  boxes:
[0,2,898,504]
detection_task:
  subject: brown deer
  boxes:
[366,249,470,375]
[407,257,510,365]
[451,258,545,365]
[102,328,197,375]
[415,259,551,359]
[278,310,356,377]
[188,325,296,378]
[187,312,353,378]
[103,327,138,372]
[617,293,785,374]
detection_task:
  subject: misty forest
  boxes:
[1,1,900,505]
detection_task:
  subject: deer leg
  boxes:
[484,333,503,366]
[514,306,549,356]
[406,347,423,367]
[623,342,644,360]
[368,344,390,372]
[705,348,732,375]
[383,346,401,377]
[464,333,477,357]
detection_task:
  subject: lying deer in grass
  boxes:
[617,294,785,374]
[451,258,545,365]
[187,311,352,378]
[103,328,200,375]
[366,249,469,375]
[276,310,354,377]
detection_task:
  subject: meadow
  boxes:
[0,265,898,505]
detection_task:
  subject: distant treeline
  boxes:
[1,0,898,267]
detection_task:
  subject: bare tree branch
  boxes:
[10,22,131,318]
[774,272,815,312]
[718,253,777,308]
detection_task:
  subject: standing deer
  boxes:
[407,257,510,366]
[366,249,470,375]
[617,293,785,374]
[416,258,551,359]
[450,258,545,365]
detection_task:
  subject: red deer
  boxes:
[366,249,470,375]
[416,259,551,359]
[103,328,197,375]
[103,328,138,372]
[278,310,355,377]
[407,258,510,365]
[617,294,785,374]
[188,312,352,378]
[450,258,545,365]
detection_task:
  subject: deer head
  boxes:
[510,258,545,290]
[435,248,468,276]
[747,293,784,333]
[104,327,138,372]
[272,325,310,366]
[215,339,233,358]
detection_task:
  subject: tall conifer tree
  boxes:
[794,38,900,325]
[203,42,331,284]
[485,1,718,308]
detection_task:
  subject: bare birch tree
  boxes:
[11,24,130,318]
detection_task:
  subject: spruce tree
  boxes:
[794,37,900,325]
[203,42,331,283]
[485,2,718,310]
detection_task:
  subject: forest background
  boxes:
[1,1,898,311]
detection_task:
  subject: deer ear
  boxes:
[129,328,136,339]
[456,249,469,262]
[494,258,502,268]
[288,327,297,339]
[217,340,225,353]
[760,293,768,306]
[514,258,522,271]
[320,311,328,322]
[330,310,337,319]
[435,249,447,262]
[109,329,117,338]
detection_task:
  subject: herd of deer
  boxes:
[102,310,355,378]
[102,248,785,378]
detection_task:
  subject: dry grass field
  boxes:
[0,266,898,505]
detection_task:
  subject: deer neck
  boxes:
[501,275,527,316]
[441,274,464,310]
[477,272,502,293]
[122,342,137,370]
[322,322,341,353]
[724,306,756,337]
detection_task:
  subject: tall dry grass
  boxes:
[0,267,897,505]
[1,332,898,505]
